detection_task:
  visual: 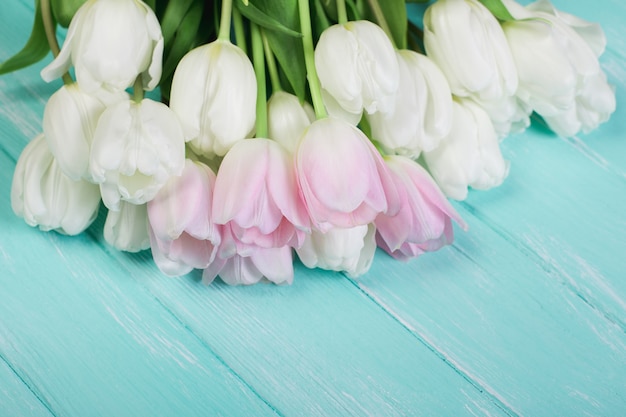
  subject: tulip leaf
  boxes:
[160,0,195,48]
[235,0,302,38]
[239,0,306,101]
[162,1,204,82]
[312,0,331,39]
[51,0,87,27]
[160,0,207,100]
[478,0,516,22]
[0,0,50,75]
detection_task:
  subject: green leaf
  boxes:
[0,0,51,75]
[344,0,362,21]
[368,0,408,49]
[478,0,515,21]
[160,0,207,100]
[160,0,195,49]
[51,0,87,27]
[240,0,306,100]
[235,0,302,38]
[312,0,332,40]
[162,1,204,80]
[144,0,157,11]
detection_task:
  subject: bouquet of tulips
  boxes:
[2,0,615,285]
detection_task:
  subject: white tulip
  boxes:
[367,50,453,158]
[169,40,257,158]
[423,98,510,200]
[41,0,163,93]
[315,20,399,122]
[90,98,185,211]
[267,91,314,154]
[296,224,377,278]
[11,134,101,235]
[502,0,616,137]
[43,83,127,182]
[104,201,150,252]
[424,0,529,137]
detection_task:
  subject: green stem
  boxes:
[41,0,72,85]
[262,30,282,93]
[133,76,144,103]
[232,6,247,54]
[298,0,327,119]
[251,22,268,138]
[218,0,233,41]
[336,0,348,24]
[367,0,396,48]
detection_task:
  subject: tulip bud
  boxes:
[375,156,466,260]
[41,0,163,93]
[367,50,453,158]
[315,20,399,122]
[104,201,150,252]
[212,138,309,251]
[423,0,529,137]
[90,98,185,211]
[169,40,257,158]
[43,83,127,182]
[296,224,377,278]
[11,134,101,235]
[267,91,314,154]
[295,117,400,232]
[147,159,221,276]
[502,0,615,137]
[423,98,509,200]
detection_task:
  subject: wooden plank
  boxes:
[359,208,626,416]
[0,358,54,417]
[86,243,514,416]
[354,45,626,417]
[467,129,626,326]
[0,151,280,416]
[357,2,626,415]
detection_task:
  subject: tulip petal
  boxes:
[212,140,267,225]
[251,246,294,285]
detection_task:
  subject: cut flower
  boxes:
[11,134,101,235]
[169,40,257,158]
[89,97,185,211]
[41,0,163,93]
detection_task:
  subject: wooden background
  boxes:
[1,0,624,415]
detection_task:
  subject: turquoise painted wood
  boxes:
[1,0,625,416]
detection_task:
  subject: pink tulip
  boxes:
[212,138,310,251]
[375,155,467,260]
[147,159,221,276]
[296,117,400,232]
[203,244,294,286]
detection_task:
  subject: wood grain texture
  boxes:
[0,357,54,417]
[0,153,280,417]
[1,0,625,416]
